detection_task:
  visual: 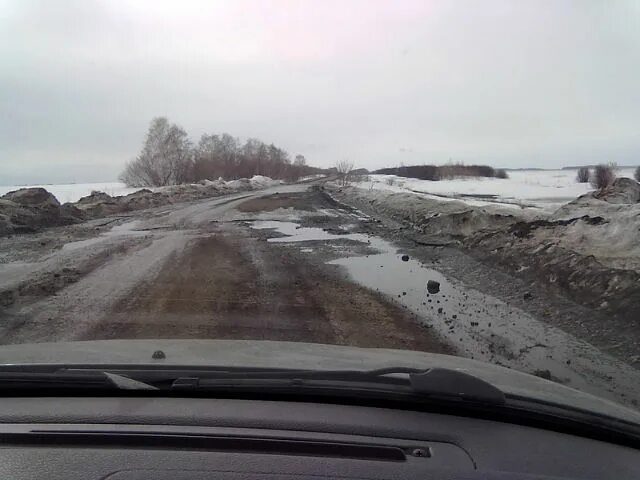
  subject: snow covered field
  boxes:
[0,175,283,204]
[353,168,638,212]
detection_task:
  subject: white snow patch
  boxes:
[351,168,638,212]
[249,175,283,188]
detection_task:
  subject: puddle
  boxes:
[62,220,148,252]
[250,221,374,244]
[249,219,640,399]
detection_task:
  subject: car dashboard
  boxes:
[0,396,637,479]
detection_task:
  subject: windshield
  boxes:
[1,0,639,419]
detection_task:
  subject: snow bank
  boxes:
[0,175,283,205]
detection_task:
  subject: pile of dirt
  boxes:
[0,188,83,235]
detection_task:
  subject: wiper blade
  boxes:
[409,368,505,404]
[168,367,506,405]
[0,365,504,404]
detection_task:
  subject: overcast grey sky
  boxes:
[1,0,639,184]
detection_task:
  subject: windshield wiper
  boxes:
[164,367,506,405]
[0,366,504,404]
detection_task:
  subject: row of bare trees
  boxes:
[120,117,315,187]
[373,163,508,181]
[576,163,623,189]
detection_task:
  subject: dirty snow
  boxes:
[352,168,638,212]
[0,175,284,205]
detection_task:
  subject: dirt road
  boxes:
[0,185,450,352]
[1,184,639,407]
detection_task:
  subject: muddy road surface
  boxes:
[1,184,639,408]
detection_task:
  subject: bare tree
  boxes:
[122,117,319,186]
[495,168,509,179]
[119,117,193,187]
[336,159,354,186]
[590,162,617,190]
[576,167,590,183]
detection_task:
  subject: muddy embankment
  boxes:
[329,178,640,330]
[0,178,274,236]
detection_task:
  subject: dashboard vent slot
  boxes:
[0,432,407,461]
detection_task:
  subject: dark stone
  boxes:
[401,254,410,262]
[427,280,440,294]
[533,369,552,380]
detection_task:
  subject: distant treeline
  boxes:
[120,117,325,187]
[374,164,508,181]
[563,165,636,170]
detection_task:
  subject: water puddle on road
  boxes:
[251,220,372,244]
[250,220,640,401]
[61,220,148,252]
